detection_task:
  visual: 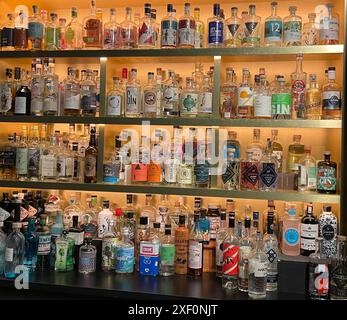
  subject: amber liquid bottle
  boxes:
[188,213,203,277]
[174,214,189,274]
[84,127,98,183]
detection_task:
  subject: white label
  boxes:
[238,87,254,107]
[57,158,66,177]
[5,248,13,262]
[254,95,272,117]
[38,235,51,255]
[15,97,27,114]
[200,92,213,113]
[179,28,195,46]
[301,223,319,239]
[107,95,122,116]
[41,155,56,177]
[43,99,58,112]
[323,91,340,101]
[144,90,157,113]
[188,240,203,269]
[126,87,140,113]
[300,237,316,251]
[247,147,263,161]
[320,17,339,40]
[31,100,43,113]
[16,148,28,174]
[64,95,81,110]
[164,160,178,183]
[68,231,85,245]
[0,207,11,221]
[207,216,221,240]
[65,157,74,177]
[254,262,268,277]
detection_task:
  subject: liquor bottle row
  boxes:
[0,2,340,52]
[0,190,344,300]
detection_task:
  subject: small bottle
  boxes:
[220,68,237,118]
[291,54,307,119]
[79,238,96,274]
[317,151,337,194]
[264,2,282,47]
[81,70,98,116]
[0,69,14,116]
[207,3,224,48]
[259,139,278,192]
[63,67,81,116]
[14,10,28,50]
[97,200,113,239]
[319,3,339,45]
[305,74,322,119]
[115,227,134,274]
[194,8,204,48]
[174,215,189,274]
[65,7,83,50]
[188,213,203,277]
[162,70,180,117]
[199,75,213,116]
[287,134,305,174]
[318,205,337,258]
[123,211,136,245]
[308,237,330,300]
[281,204,300,256]
[237,68,254,118]
[125,69,141,117]
[298,146,317,192]
[180,77,199,117]
[178,3,195,48]
[14,68,31,116]
[283,6,302,46]
[242,4,261,47]
[303,13,319,45]
[224,7,242,48]
[330,235,347,300]
[45,13,59,50]
[104,8,120,49]
[322,67,341,119]
[159,226,175,276]
[241,151,260,191]
[300,204,319,256]
[55,230,75,272]
[248,232,268,299]
[30,61,44,116]
[43,58,59,116]
[161,4,178,48]
[271,76,291,119]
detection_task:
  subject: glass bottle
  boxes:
[254,74,271,119]
[259,139,278,191]
[291,54,307,119]
[101,220,118,271]
[161,4,178,48]
[281,204,300,256]
[207,3,224,48]
[44,13,59,50]
[306,74,322,120]
[178,3,195,48]
[303,13,319,46]
[123,211,136,244]
[84,127,98,183]
[104,8,120,49]
[318,205,337,258]
[0,221,6,275]
[0,135,16,180]
[283,6,302,46]
[319,3,339,45]
[36,214,51,269]
[287,134,305,174]
[57,139,74,182]
[308,237,330,300]
[240,151,259,191]
[78,238,96,274]
[193,8,204,48]
[180,77,199,117]
[225,131,240,159]
[159,227,175,276]
[4,222,25,279]
[224,7,242,48]
[55,230,75,272]
[298,146,317,192]
[237,68,254,118]
[247,128,264,161]
[1,14,15,51]
[0,69,14,115]
[120,7,138,49]
[81,70,97,116]
[30,61,44,116]
[27,126,41,181]
[143,72,157,117]
[125,68,141,117]
[65,7,83,50]
[97,200,113,239]
[271,76,291,119]
[220,68,237,118]
[300,204,319,256]
[23,217,39,271]
[175,214,189,274]
[28,5,44,50]
[63,67,81,116]
[199,75,213,116]
[243,5,261,47]
[264,2,282,47]
[115,227,134,274]
[43,58,58,116]
[14,68,31,116]
[330,235,347,300]
[40,135,57,181]
[14,10,28,50]
[317,151,337,194]
[188,214,203,277]
[138,4,156,48]
[135,216,150,271]
[107,77,124,117]
[162,70,180,117]
[222,148,240,190]
[322,67,341,119]
[15,126,28,181]
[82,0,103,49]
[58,18,66,50]
[68,215,85,246]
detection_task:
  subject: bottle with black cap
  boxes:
[216,209,228,277]
[14,67,31,115]
[124,210,136,244]
[0,193,12,233]
[160,224,175,276]
[36,214,51,269]
[97,200,113,238]
[135,216,150,271]
[300,203,319,256]
[175,214,189,274]
[188,213,203,277]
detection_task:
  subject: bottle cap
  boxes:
[165,228,171,235]
[153,222,160,229]
[323,205,332,212]
[228,214,235,228]
[324,151,331,156]
[139,216,148,225]
[127,211,134,219]
[220,210,226,220]
[244,217,251,228]
[178,214,186,225]
[13,222,22,228]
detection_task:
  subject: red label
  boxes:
[131,163,148,182]
[222,244,239,275]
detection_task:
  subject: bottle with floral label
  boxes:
[220,68,237,118]
[161,4,177,48]
[178,3,195,48]
[318,205,337,258]
[303,13,319,45]
[264,2,282,47]
[28,5,44,50]
[180,77,199,117]
[330,235,347,300]
[115,227,134,274]
[194,8,204,48]
[242,5,261,47]
[65,7,83,50]
[319,3,339,45]
[237,68,254,117]
[317,151,337,194]
[283,6,302,46]
[224,7,242,47]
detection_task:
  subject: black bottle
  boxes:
[317,151,337,194]
[69,215,85,270]
[14,67,31,115]
[300,204,319,256]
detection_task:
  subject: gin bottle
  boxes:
[0,136,16,180]
[271,76,291,119]
[178,3,195,48]
[199,75,213,116]
[125,69,141,117]
[224,7,242,48]
[63,68,81,116]
[138,4,156,48]
[115,227,134,274]
[287,134,304,173]
[57,139,74,182]
[0,69,14,115]
[81,70,97,116]
[161,4,178,48]
[44,13,59,50]
[101,220,118,271]
[104,8,120,49]
[237,68,254,118]
[318,205,337,258]
[4,222,25,279]
[243,5,261,47]
[317,151,337,194]
[281,204,300,256]
[330,236,347,300]
[15,126,29,181]
[23,217,39,271]
[107,77,124,117]
[193,8,204,48]
[65,7,83,50]
[27,126,41,181]
[207,3,224,48]
[246,128,264,161]
[174,215,189,274]
[300,204,319,256]
[319,3,339,45]
[14,68,31,116]
[254,74,271,118]
[241,151,260,191]
[1,14,15,51]
[82,0,103,49]
[226,131,240,159]
[298,146,317,192]
[28,5,44,50]
[305,74,322,119]
[220,68,237,118]
[163,70,180,117]
[36,214,51,269]
[30,61,44,116]
[14,10,28,50]
[40,135,57,181]
[84,127,98,183]
[159,227,175,276]
[143,72,157,117]
[259,139,278,191]
[283,6,302,46]
[79,238,96,274]
[222,148,240,190]
[215,211,227,277]
[98,200,113,239]
[303,13,319,45]
[120,7,138,49]
[180,77,199,117]
[264,2,282,47]
[291,54,307,119]
[322,67,341,119]
[55,230,75,272]
[43,59,58,116]
[263,213,278,291]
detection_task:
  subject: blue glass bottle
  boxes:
[23,218,39,271]
[4,222,25,279]
[50,210,64,269]
[207,3,224,47]
[197,208,211,243]
[0,221,7,276]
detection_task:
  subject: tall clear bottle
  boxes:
[322,67,341,119]
[303,13,319,46]
[159,227,175,276]
[242,5,261,47]
[82,0,103,49]
[0,222,7,275]
[259,139,278,191]
[138,4,156,48]
[115,227,134,274]
[271,76,291,119]
[30,61,44,116]
[28,5,44,50]
[291,54,307,119]
[224,7,242,48]
[298,146,317,192]
[125,69,141,117]
[161,4,178,48]
[305,74,322,119]
[163,70,180,117]
[143,72,157,117]
[43,59,58,116]
[65,7,83,50]
[237,68,253,118]
[44,13,59,50]
[178,3,195,48]
[84,127,98,183]
[207,3,224,48]
[283,6,302,46]
[107,77,124,117]
[63,67,81,116]
[254,74,271,119]
[287,134,305,174]
[120,7,138,49]
[80,70,97,116]
[16,126,29,181]
[104,8,120,49]
[27,126,41,181]
[180,77,199,117]
[193,8,204,48]
[264,2,282,47]
[319,3,339,45]
[220,68,237,118]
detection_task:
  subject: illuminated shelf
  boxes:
[0,45,343,59]
[0,180,340,203]
[0,116,342,128]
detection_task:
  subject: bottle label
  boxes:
[247,147,263,162]
[265,20,283,41]
[147,163,162,183]
[200,92,213,113]
[102,238,117,268]
[85,155,97,177]
[15,97,27,114]
[38,234,51,255]
[139,22,155,46]
[301,237,317,251]
[322,91,341,110]
[144,90,157,113]
[98,215,112,238]
[222,244,238,275]
[28,22,44,39]
[284,228,300,246]
[107,95,122,116]
[260,163,277,188]
[65,27,75,44]
[208,21,223,44]
[68,231,85,246]
[0,83,13,113]
[194,162,209,183]
[164,87,179,105]
[241,162,259,187]
[188,240,203,269]
[0,149,16,167]
[103,163,120,183]
[0,207,11,221]
[227,23,240,37]
[160,244,175,266]
[115,246,134,273]
[131,163,148,182]
[253,261,268,277]
[28,205,38,217]
[161,20,177,47]
[284,21,302,42]
[254,95,272,117]
[237,86,254,108]
[178,165,193,184]
[139,242,160,275]
[207,216,220,240]
[164,160,178,183]
[104,29,119,48]
[64,94,81,110]
[79,253,96,273]
[299,165,317,188]
[40,155,56,177]
[264,244,278,264]
[320,17,339,41]
[5,247,14,262]
[317,166,336,191]
[271,93,291,115]
[194,25,204,48]
[28,149,40,177]
[1,28,14,46]
[16,148,28,175]
[126,87,140,113]
[81,93,97,111]
[331,275,347,297]
[178,20,195,46]
[175,232,188,272]
[83,19,102,45]
[292,80,306,117]
[181,92,199,114]
[244,22,260,44]
[222,161,240,186]
[309,263,329,296]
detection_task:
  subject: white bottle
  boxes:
[98,200,114,238]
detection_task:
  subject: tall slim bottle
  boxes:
[174,215,189,274]
[291,54,307,119]
[84,127,98,183]
[264,2,282,47]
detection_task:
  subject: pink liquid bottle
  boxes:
[281,203,300,256]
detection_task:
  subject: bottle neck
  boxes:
[271,5,277,17]
[296,57,303,74]
[89,131,96,147]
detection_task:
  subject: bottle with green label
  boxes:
[180,77,199,117]
[159,226,175,276]
[264,2,282,47]
[283,6,302,46]
[271,76,292,119]
[55,230,75,272]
